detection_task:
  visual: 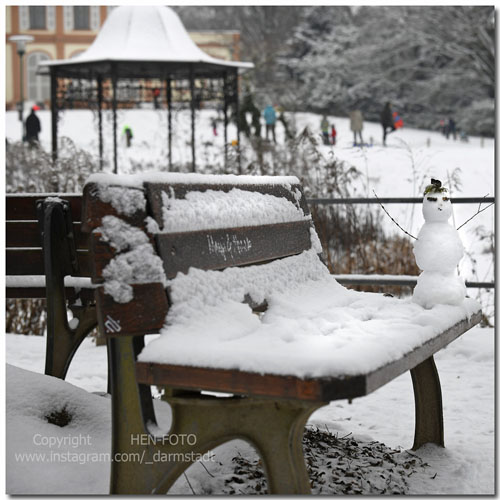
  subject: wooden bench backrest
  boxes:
[6,194,91,298]
[82,175,317,336]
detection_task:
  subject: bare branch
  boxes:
[183,473,196,494]
[456,196,494,231]
[373,190,417,240]
[199,461,215,478]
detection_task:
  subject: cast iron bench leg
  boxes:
[108,335,323,494]
[45,299,97,379]
[410,355,444,450]
[40,200,97,379]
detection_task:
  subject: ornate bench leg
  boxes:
[108,336,323,494]
[40,199,98,379]
[247,401,317,494]
[410,355,444,450]
[108,336,155,494]
[45,301,97,379]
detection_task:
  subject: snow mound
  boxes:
[6,365,111,494]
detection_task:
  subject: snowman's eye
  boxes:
[427,197,437,201]
[442,197,449,201]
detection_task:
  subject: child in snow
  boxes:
[331,124,337,145]
[123,125,133,147]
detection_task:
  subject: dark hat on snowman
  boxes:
[424,178,448,195]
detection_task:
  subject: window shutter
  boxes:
[19,6,29,31]
[90,6,100,30]
[47,6,55,30]
[63,6,73,31]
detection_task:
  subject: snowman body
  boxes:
[412,191,466,308]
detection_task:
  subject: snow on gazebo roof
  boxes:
[38,6,253,79]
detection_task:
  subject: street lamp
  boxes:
[9,35,34,141]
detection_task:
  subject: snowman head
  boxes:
[422,179,452,222]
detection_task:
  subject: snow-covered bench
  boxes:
[82,172,481,495]
[6,193,97,378]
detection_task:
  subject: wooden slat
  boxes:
[155,220,312,278]
[6,221,89,248]
[6,287,95,301]
[135,312,482,401]
[6,248,92,276]
[135,363,337,401]
[145,181,310,226]
[96,283,168,337]
[6,194,82,221]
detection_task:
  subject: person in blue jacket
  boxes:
[264,105,277,143]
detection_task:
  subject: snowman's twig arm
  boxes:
[373,190,417,240]
[456,196,494,231]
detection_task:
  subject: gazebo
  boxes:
[38,6,253,173]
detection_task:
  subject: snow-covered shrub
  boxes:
[6,299,47,337]
[6,136,100,193]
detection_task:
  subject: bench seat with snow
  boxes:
[81,172,481,495]
[6,193,97,379]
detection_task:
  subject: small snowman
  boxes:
[412,179,466,309]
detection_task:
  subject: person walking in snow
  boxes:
[439,118,446,135]
[153,87,160,109]
[263,104,276,143]
[25,106,41,146]
[350,109,364,146]
[320,115,330,145]
[380,101,396,146]
[446,117,457,140]
[331,124,337,145]
[123,125,133,147]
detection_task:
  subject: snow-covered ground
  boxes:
[5,326,494,494]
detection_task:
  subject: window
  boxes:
[74,6,90,30]
[27,52,50,102]
[29,6,46,30]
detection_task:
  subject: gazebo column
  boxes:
[50,68,58,163]
[233,68,241,174]
[166,77,172,171]
[111,67,118,174]
[223,73,228,170]
[189,66,196,172]
[97,76,103,171]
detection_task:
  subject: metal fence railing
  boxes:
[308,196,495,290]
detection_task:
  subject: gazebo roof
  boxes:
[39,6,253,79]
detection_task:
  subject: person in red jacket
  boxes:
[331,124,337,145]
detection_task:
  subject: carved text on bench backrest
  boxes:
[145,182,313,279]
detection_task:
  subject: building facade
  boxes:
[5,6,242,109]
